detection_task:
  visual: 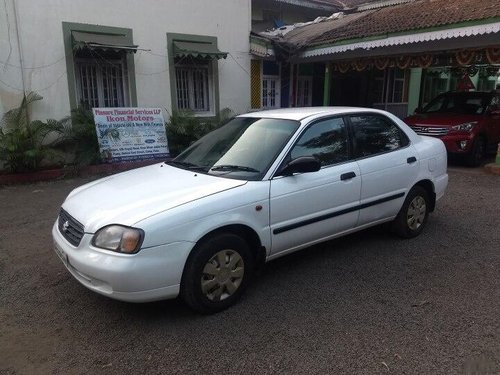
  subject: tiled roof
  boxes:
[321,0,394,7]
[274,11,375,49]
[312,0,500,45]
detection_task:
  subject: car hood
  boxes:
[62,163,247,233]
[405,113,481,127]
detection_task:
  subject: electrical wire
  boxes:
[2,0,12,71]
[0,55,66,70]
[0,70,67,92]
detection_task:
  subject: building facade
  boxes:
[0,0,252,122]
[250,0,500,118]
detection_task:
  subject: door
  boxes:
[270,117,361,256]
[347,113,418,226]
[296,76,313,107]
[262,76,281,109]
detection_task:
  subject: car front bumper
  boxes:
[52,222,194,302]
[439,133,476,154]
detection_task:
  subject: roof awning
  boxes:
[173,41,227,59]
[72,31,138,53]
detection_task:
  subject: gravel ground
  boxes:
[0,167,499,374]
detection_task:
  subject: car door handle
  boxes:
[407,156,417,164]
[340,172,356,180]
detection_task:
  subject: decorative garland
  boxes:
[337,61,350,73]
[374,57,390,70]
[331,48,498,75]
[466,65,479,77]
[486,65,499,76]
[353,59,368,72]
[486,48,500,64]
[418,55,434,68]
[455,50,476,65]
[396,55,412,70]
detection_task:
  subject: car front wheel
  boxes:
[181,233,254,314]
[392,186,430,238]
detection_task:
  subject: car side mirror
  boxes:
[279,156,321,176]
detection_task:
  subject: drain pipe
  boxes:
[12,0,26,94]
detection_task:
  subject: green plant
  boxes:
[0,92,65,173]
[166,108,234,156]
[59,106,101,166]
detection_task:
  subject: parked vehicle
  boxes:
[404,91,500,166]
[53,107,448,313]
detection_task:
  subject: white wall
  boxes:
[0,0,252,122]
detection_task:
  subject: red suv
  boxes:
[405,91,500,166]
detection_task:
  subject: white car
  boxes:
[53,107,448,313]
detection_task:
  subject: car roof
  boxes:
[238,107,380,121]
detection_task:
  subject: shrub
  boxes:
[59,107,101,167]
[166,108,234,156]
[0,92,65,173]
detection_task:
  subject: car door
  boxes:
[269,116,361,256]
[347,113,418,227]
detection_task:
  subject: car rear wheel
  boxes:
[392,186,430,238]
[466,136,486,167]
[181,233,254,314]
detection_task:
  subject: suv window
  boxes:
[290,117,349,166]
[349,114,409,157]
[422,93,491,115]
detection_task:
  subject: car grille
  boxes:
[411,125,449,136]
[58,209,85,247]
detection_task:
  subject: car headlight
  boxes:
[92,225,144,254]
[451,122,477,132]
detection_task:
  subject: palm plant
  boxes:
[0,92,65,172]
[58,106,101,167]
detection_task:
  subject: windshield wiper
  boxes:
[210,164,260,173]
[166,160,208,171]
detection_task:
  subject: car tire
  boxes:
[180,233,254,314]
[392,186,430,238]
[465,136,486,167]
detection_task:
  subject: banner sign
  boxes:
[92,108,169,162]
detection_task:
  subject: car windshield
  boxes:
[169,117,300,180]
[421,93,489,115]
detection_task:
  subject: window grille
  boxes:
[175,65,210,112]
[75,58,127,108]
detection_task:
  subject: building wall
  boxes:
[0,0,251,121]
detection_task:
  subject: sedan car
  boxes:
[53,107,448,313]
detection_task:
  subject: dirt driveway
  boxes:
[1,168,499,374]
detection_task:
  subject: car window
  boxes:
[173,117,300,180]
[349,114,409,158]
[290,117,349,167]
[425,95,446,112]
[422,93,489,115]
